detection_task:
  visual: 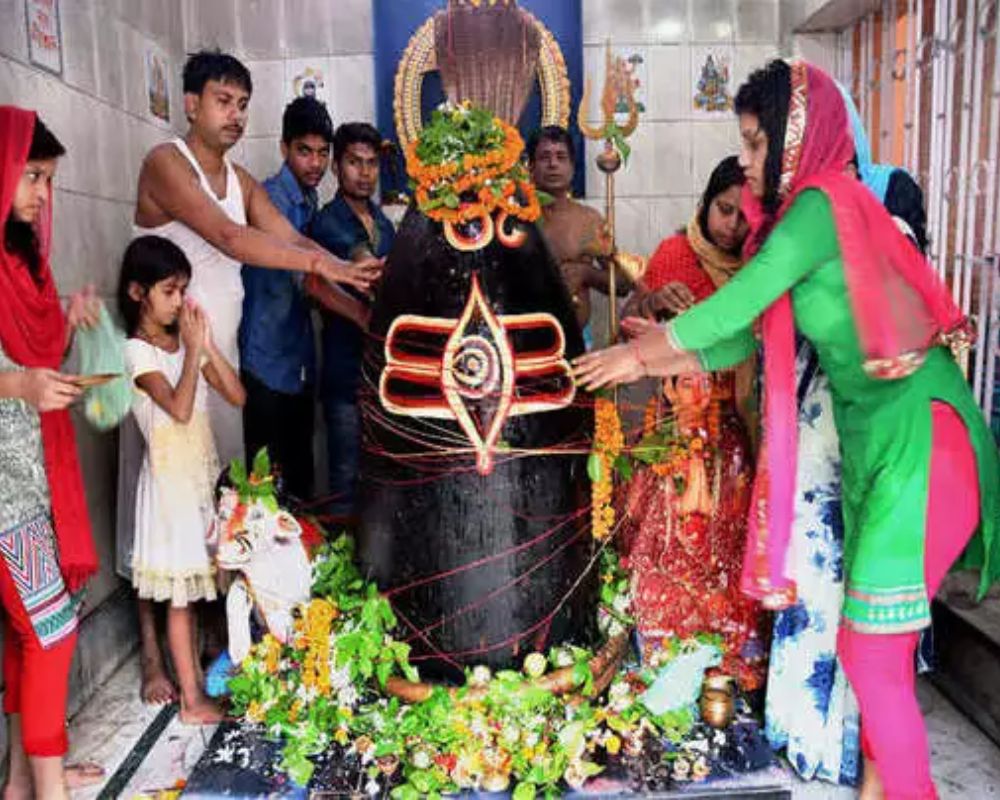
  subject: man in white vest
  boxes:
[134,50,378,466]
[125,51,378,706]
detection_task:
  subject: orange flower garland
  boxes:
[301,598,336,695]
[406,112,541,226]
[591,397,624,540]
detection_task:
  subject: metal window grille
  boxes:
[836,0,1000,432]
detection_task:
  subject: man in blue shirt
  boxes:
[310,122,395,518]
[240,96,337,499]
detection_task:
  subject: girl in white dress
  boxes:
[118,236,245,723]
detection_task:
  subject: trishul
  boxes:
[575,41,642,352]
[577,41,639,144]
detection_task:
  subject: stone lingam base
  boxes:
[181,718,791,799]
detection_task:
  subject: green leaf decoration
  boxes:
[252,447,271,481]
[513,783,538,800]
[586,452,603,483]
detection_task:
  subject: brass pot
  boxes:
[699,687,735,729]
[702,673,735,694]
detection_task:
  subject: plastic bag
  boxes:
[76,305,131,430]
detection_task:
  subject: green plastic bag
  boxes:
[76,305,131,431]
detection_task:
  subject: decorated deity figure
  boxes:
[211,452,320,664]
[358,0,594,679]
[618,156,765,689]
[694,54,733,113]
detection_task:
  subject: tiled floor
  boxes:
[68,655,1000,799]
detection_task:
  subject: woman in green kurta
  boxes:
[575,61,998,800]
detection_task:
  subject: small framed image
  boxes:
[145,47,170,123]
[25,0,63,76]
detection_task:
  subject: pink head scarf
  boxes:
[738,62,967,608]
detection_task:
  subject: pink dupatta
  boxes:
[738,62,968,608]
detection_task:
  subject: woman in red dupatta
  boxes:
[575,62,999,799]
[0,106,101,797]
[619,156,766,690]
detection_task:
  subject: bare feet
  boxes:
[860,755,885,800]
[141,656,177,705]
[64,763,105,789]
[179,695,224,725]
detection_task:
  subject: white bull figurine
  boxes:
[210,458,313,665]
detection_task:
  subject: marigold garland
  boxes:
[406,103,542,226]
[301,597,336,694]
[591,397,624,540]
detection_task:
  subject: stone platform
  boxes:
[179,721,792,799]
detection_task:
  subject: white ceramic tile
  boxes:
[96,104,134,203]
[327,54,376,127]
[646,0,689,44]
[95,17,127,108]
[734,44,780,97]
[0,0,29,63]
[244,59,285,138]
[0,52,45,109]
[61,0,99,96]
[131,120,172,192]
[284,0,337,58]
[648,120,694,197]
[238,0,287,60]
[284,56,332,109]
[122,26,151,120]
[794,33,838,77]
[165,0,186,55]
[646,45,691,121]
[692,120,741,195]
[582,0,648,46]
[581,45,606,125]
[691,0,735,43]
[330,0,374,55]
[736,0,780,44]
[184,0,238,53]
[139,0,174,48]
[240,136,282,182]
[613,197,650,255]
[167,50,186,134]
[51,89,101,196]
[648,197,697,249]
[690,44,737,118]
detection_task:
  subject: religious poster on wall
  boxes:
[692,50,733,114]
[25,0,62,75]
[145,47,170,123]
[291,65,326,101]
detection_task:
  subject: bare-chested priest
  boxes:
[528,125,623,348]
[133,50,379,465]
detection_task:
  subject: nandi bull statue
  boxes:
[210,450,316,664]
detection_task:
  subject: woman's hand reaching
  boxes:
[66,285,101,330]
[574,316,702,390]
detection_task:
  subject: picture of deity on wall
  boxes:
[693,52,733,113]
[145,48,170,123]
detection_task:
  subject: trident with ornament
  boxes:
[577,41,641,343]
